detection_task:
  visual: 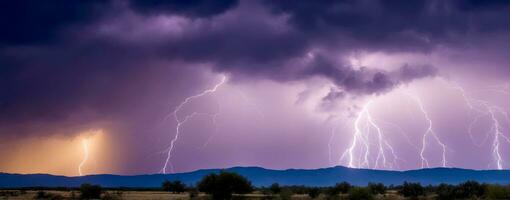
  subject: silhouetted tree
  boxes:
[367,182,386,194]
[455,180,485,199]
[79,183,102,199]
[269,183,281,194]
[332,181,352,194]
[197,171,253,200]
[435,183,455,200]
[348,187,374,200]
[162,180,186,193]
[398,182,424,199]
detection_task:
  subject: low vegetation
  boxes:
[1,172,510,199]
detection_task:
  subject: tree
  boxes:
[367,182,386,195]
[197,171,253,200]
[79,183,102,199]
[435,183,455,200]
[348,187,374,200]
[455,180,485,199]
[332,181,352,194]
[162,180,186,193]
[398,182,424,199]
[269,183,281,194]
[307,187,321,199]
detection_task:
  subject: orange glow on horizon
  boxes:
[0,129,114,176]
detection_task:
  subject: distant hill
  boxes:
[1,166,510,188]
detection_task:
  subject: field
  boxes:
[2,190,184,200]
[0,190,417,200]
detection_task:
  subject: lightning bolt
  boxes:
[161,75,226,174]
[339,100,399,169]
[408,94,448,168]
[448,82,510,169]
[78,139,90,176]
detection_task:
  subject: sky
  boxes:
[1,0,510,176]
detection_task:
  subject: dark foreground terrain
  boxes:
[1,171,509,200]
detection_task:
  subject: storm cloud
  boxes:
[1,0,510,173]
[2,0,510,132]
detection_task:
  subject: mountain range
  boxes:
[2,166,510,188]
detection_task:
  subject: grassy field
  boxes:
[1,190,186,200]
[0,190,420,200]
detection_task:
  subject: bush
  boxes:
[162,180,186,193]
[279,189,293,200]
[348,187,374,200]
[101,192,122,200]
[326,182,351,200]
[197,171,253,200]
[0,191,20,197]
[485,184,510,200]
[367,182,386,195]
[455,180,485,199]
[337,182,352,194]
[80,184,102,199]
[435,183,455,200]
[307,187,321,199]
[398,182,424,199]
[189,188,199,199]
[269,183,281,194]
[34,191,65,200]
[35,191,47,199]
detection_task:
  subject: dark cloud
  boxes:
[307,55,437,96]
[0,0,240,46]
[263,0,510,51]
[129,0,239,17]
[0,0,109,45]
[0,0,508,138]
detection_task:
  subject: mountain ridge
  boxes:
[2,166,510,188]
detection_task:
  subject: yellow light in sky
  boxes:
[0,128,113,176]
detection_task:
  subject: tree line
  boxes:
[20,171,510,199]
[161,171,510,200]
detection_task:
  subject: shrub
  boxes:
[35,191,47,199]
[348,187,374,200]
[337,182,352,194]
[398,182,424,199]
[307,187,321,199]
[325,187,340,199]
[197,171,253,200]
[162,180,186,193]
[435,183,455,200]
[367,182,386,195]
[101,192,122,200]
[0,191,20,197]
[279,189,293,200]
[269,183,281,194]
[455,180,485,199]
[325,182,351,200]
[80,183,102,199]
[34,191,65,200]
[189,188,199,199]
[485,184,510,200]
